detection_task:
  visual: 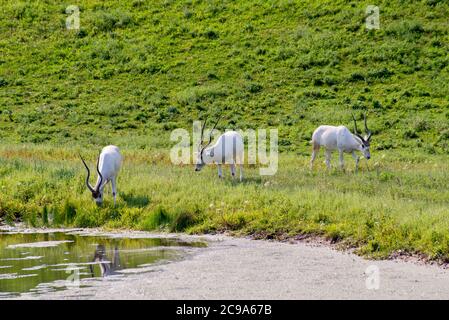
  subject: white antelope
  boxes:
[310,114,372,171]
[194,117,244,181]
[80,145,122,206]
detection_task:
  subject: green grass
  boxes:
[1,0,449,151]
[1,144,449,261]
[1,0,449,260]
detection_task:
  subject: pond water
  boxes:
[0,228,207,298]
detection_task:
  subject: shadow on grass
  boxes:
[121,193,151,208]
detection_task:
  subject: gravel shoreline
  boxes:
[4,230,449,300]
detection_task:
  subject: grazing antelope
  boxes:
[80,145,122,206]
[195,117,244,181]
[310,114,372,171]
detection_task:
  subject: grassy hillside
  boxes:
[1,0,449,151]
[2,0,449,261]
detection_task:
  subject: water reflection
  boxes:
[90,244,121,277]
[0,230,206,297]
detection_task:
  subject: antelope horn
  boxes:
[364,113,372,141]
[207,116,221,146]
[201,115,221,152]
[80,154,95,193]
[200,116,208,146]
[352,114,365,142]
[96,153,104,191]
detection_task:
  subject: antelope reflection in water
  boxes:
[89,244,121,277]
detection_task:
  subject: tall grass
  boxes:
[1,144,449,260]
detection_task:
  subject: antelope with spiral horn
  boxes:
[80,145,122,206]
[194,116,244,181]
[310,113,372,171]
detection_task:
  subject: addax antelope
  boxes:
[80,145,122,206]
[310,114,372,171]
[194,117,244,181]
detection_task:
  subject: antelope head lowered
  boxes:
[80,154,104,204]
[352,113,372,160]
[194,116,245,180]
[80,145,122,206]
[310,113,373,172]
[195,115,221,172]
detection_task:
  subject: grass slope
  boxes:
[1,0,449,151]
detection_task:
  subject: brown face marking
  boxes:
[92,191,100,199]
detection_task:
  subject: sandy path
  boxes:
[15,233,449,300]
